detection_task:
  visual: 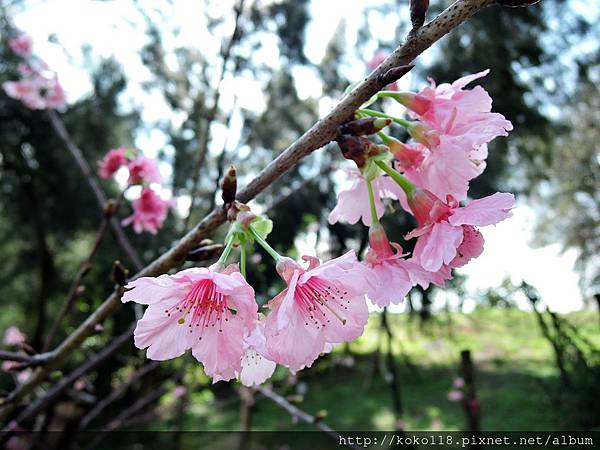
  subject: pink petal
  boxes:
[448,192,515,226]
[239,349,276,386]
[328,174,383,226]
[450,225,484,268]
[123,275,188,305]
[133,301,195,361]
[265,299,325,371]
[191,313,246,382]
[450,69,490,91]
[366,260,413,307]
[414,222,464,272]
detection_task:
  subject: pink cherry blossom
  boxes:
[3,326,26,346]
[3,75,65,110]
[264,251,370,371]
[238,319,276,386]
[328,169,406,227]
[391,71,512,201]
[364,225,415,307]
[2,361,18,372]
[406,190,515,272]
[398,136,483,201]
[121,187,172,234]
[98,147,127,179]
[16,369,32,384]
[9,34,33,58]
[122,264,258,382]
[453,377,465,388]
[365,225,452,307]
[127,156,162,185]
[401,70,512,146]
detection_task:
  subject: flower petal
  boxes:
[448,192,515,226]
[414,222,464,272]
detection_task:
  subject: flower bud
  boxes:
[336,135,388,169]
[112,260,128,286]
[103,199,118,217]
[221,165,237,205]
[338,117,391,136]
[410,0,429,28]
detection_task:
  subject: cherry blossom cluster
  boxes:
[2,32,66,110]
[1,327,31,385]
[97,147,173,234]
[121,70,515,387]
[329,69,515,305]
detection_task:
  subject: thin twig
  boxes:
[78,360,160,430]
[0,0,518,422]
[46,110,144,271]
[185,0,246,228]
[254,385,360,450]
[0,323,136,439]
[0,351,33,364]
[42,211,112,352]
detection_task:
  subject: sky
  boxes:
[8,0,588,312]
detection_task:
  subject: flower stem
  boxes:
[357,108,413,129]
[240,243,247,278]
[248,225,281,262]
[217,234,235,266]
[374,160,416,198]
[365,178,381,226]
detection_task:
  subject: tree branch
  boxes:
[0,323,135,440]
[255,385,360,450]
[185,0,246,228]
[46,110,144,271]
[42,207,113,352]
[77,360,160,430]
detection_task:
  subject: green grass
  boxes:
[169,308,598,431]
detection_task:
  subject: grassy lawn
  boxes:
[168,308,598,432]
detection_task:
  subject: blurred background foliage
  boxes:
[0,0,599,443]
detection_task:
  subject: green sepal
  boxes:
[226,216,273,247]
[362,151,392,182]
[249,216,273,240]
